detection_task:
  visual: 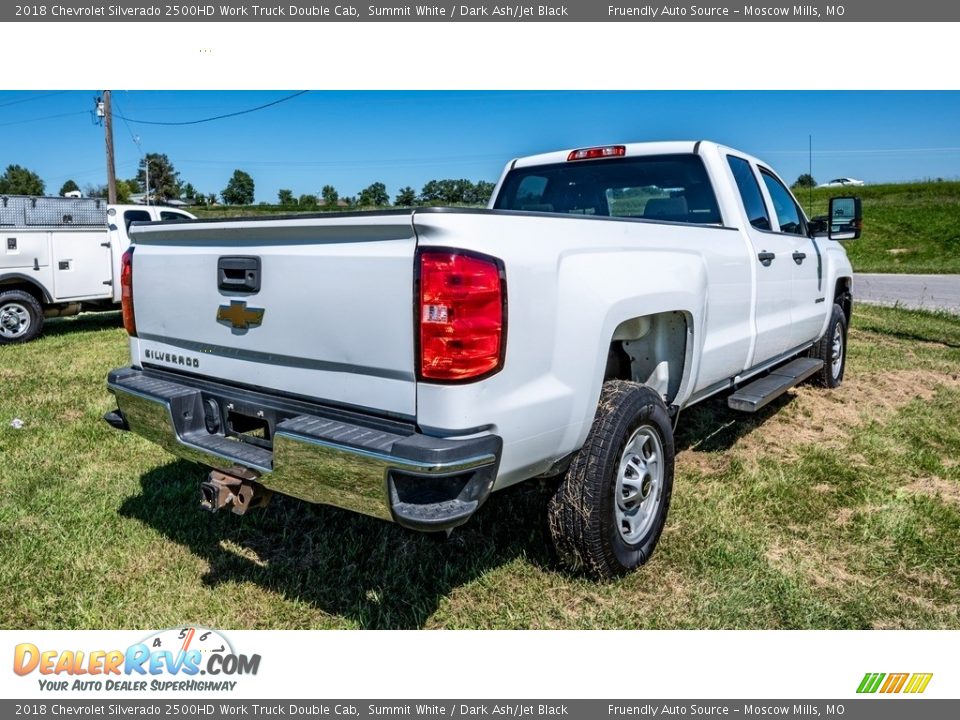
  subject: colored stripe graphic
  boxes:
[857,673,885,693]
[857,672,932,694]
[880,673,908,693]
[904,673,934,694]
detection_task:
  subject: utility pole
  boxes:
[103,90,117,204]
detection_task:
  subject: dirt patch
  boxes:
[679,369,960,474]
[887,248,914,255]
[59,409,84,423]
[903,476,960,506]
[765,536,870,591]
[681,450,732,476]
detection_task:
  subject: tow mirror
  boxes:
[828,196,862,240]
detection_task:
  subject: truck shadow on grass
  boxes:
[117,392,793,629]
[673,391,795,454]
[43,310,121,338]
[118,459,557,629]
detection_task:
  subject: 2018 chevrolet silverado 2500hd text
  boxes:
[104,141,861,578]
[0,196,195,344]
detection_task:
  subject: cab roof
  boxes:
[511,140,770,170]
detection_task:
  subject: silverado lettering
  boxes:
[143,349,200,368]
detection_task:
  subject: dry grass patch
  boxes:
[764,536,872,592]
[903,476,960,507]
[679,369,960,476]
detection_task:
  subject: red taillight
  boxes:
[120,247,136,337]
[418,250,505,382]
[567,145,626,161]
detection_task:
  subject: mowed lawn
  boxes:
[1,306,958,630]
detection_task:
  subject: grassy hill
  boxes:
[798,181,960,273]
[192,180,960,274]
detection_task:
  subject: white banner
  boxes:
[3,630,956,699]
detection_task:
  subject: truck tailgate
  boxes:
[128,214,417,418]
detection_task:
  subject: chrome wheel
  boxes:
[0,302,31,340]
[615,425,664,545]
[830,324,844,379]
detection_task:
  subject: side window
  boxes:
[160,211,191,222]
[727,156,770,231]
[123,210,151,232]
[760,170,805,235]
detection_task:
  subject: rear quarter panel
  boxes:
[412,210,750,488]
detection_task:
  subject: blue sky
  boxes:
[1,90,958,202]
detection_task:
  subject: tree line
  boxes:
[0,155,497,209]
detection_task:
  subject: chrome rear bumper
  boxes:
[106,367,501,531]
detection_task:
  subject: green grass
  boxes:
[1,306,958,629]
[799,181,960,273]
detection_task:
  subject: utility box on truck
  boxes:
[0,195,194,343]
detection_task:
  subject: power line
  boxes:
[44,162,139,184]
[175,153,506,168]
[763,146,960,156]
[0,91,68,109]
[114,91,309,126]
[0,110,89,128]
[113,97,142,149]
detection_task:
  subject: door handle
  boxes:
[217,256,261,294]
[757,251,775,267]
[792,251,806,265]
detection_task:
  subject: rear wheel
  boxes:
[548,381,675,580]
[0,290,43,345]
[810,303,847,388]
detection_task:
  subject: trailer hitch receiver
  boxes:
[200,469,273,515]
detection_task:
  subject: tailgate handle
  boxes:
[218,256,261,294]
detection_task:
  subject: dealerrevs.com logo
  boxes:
[13,627,260,693]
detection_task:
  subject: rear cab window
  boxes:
[494,153,723,225]
[123,209,151,232]
[726,155,771,231]
[160,211,193,222]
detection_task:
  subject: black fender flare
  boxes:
[0,273,53,304]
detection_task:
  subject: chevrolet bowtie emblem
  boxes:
[217,300,265,330]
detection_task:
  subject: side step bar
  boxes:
[728,357,823,412]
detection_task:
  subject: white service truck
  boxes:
[0,195,195,343]
[104,141,861,578]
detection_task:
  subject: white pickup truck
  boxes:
[0,196,194,343]
[104,141,860,578]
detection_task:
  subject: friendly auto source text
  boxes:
[607,5,841,17]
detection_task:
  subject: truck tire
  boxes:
[0,290,43,345]
[809,303,847,388]
[548,380,675,579]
